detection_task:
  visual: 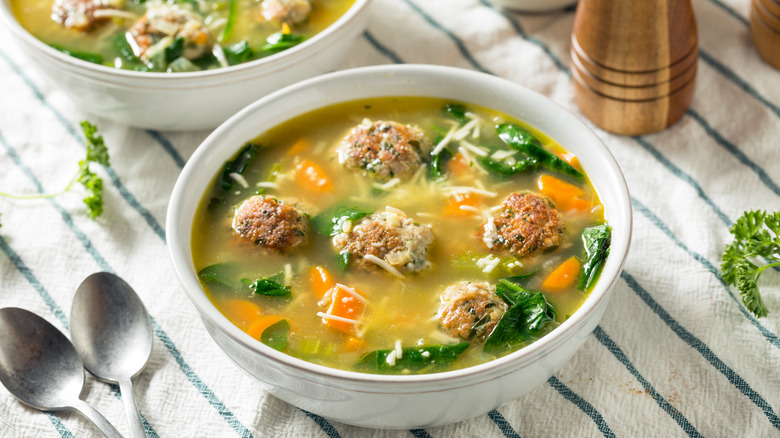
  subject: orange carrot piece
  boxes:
[443,192,482,216]
[558,151,581,169]
[344,336,365,352]
[309,265,336,298]
[247,315,284,340]
[541,256,581,292]
[286,138,310,156]
[223,299,262,329]
[321,284,365,334]
[446,151,471,176]
[537,174,593,213]
[295,159,333,192]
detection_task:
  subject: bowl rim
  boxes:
[167,63,632,387]
[0,0,370,82]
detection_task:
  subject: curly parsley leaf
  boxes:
[721,210,780,318]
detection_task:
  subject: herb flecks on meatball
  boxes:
[332,208,434,275]
[232,195,309,251]
[482,193,564,257]
[337,120,429,180]
[438,281,508,342]
[51,0,121,31]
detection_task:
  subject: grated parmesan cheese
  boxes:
[229,172,249,189]
[317,312,358,325]
[395,340,403,359]
[431,125,457,156]
[386,349,397,366]
[363,254,405,278]
[476,255,501,273]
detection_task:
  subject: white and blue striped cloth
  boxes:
[1,0,779,436]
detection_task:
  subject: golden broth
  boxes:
[191,97,607,373]
[12,0,354,71]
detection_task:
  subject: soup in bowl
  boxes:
[167,64,632,428]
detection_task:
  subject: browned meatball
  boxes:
[232,195,308,251]
[332,209,433,274]
[481,193,564,257]
[337,120,429,180]
[437,281,508,341]
[127,2,213,62]
[260,0,312,24]
[51,0,114,31]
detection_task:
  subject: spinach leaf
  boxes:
[484,292,555,354]
[219,143,260,191]
[261,319,290,351]
[113,33,149,71]
[312,205,373,236]
[336,251,351,271]
[48,44,103,65]
[224,40,254,66]
[578,224,612,290]
[475,155,537,176]
[164,37,185,64]
[198,262,243,289]
[357,343,469,374]
[428,146,453,179]
[259,32,305,55]
[243,272,291,297]
[496,123,583,180]
[442,103,469,125]
[495,278,535,306]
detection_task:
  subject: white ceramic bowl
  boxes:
[166,64,632,429]
[0,0,370,131]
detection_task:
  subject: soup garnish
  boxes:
[191,97,612,374]
[12,0,355,72]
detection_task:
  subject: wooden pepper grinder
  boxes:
[571,0,698,135]
[751,0,780,69]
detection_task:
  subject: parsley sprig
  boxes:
[0,121,110,225]
[721,210,780,317]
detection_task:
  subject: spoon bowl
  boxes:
[0,307,122,437]
[71,272,153,438]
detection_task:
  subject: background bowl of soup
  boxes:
[167,64,632,428]
[0,0,369,130]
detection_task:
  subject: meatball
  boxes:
[127,2,212,62]
[337,120,429,180]
[232,195,309,251]
[437,281,508,342]
[332,208,434,274]
[260,0,312,24]
[51,0,117,31]
[481,193,564,257]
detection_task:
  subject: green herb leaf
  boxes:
[198,262,242,289]
[442,103,469,125]
[81,121,110,166]
[357,343,469,374]
[484,292,555,354]
[579,224,612,290]
[475,154,537,176]
[219,143,260,191]
[428,146,452,179]
[495,278,535,307]
[261,319,290,351]
[164,37,185,64]
[336,251,351,271]
[721,210,780,317]
[223,40,254,66]
[312,205,373,236]
[245,275,291,298]
[260,31,305,55]
[496,123,583,180]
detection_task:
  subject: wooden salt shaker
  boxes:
[571,0,698,135]
[751,0,780,69]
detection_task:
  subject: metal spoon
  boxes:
[71,272,153,438]
[0,307,123,438]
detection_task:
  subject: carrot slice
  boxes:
[247,315,284,340]
[541,256,581,292]
[446,151,471,176]
[443,192,482,216]
[321,284,365,334]
[344,336,365,352]
[558,151,581,169]
[309,265,335,298]
[295,159,333,192]
[286,138,310,156]
[222,299,262,329]
[537,174,593,213]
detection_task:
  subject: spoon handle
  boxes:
[69,399,124,438]
[119,378,147,438]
